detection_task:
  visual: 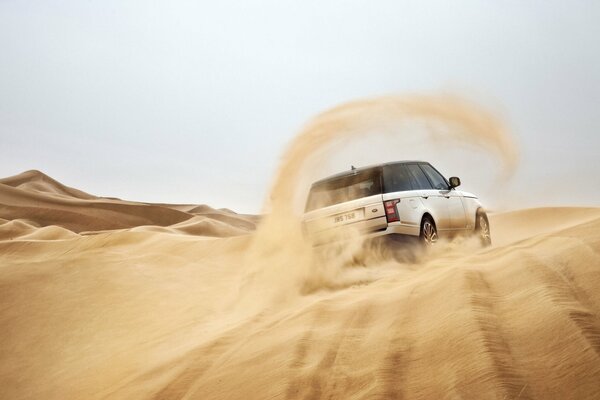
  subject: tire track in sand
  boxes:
[525,250,600,359]
[285,303,374,400]
[371,286,420,400]
[151,312,269,400]
[464,269,533,400]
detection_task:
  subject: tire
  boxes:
[475,211,492,247]
[420,216,438,246]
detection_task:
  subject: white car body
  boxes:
[302,161,487,245]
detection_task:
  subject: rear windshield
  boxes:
[305,168,382,211]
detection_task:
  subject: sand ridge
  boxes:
[0,170,256,236]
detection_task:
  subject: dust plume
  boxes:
[268,94,518,216]
[240,94,519,302]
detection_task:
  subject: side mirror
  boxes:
[449,176,461,188]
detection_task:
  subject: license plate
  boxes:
[333,210,362,224]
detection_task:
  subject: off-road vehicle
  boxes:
[303,161,491,247]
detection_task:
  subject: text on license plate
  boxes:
[334,211,358,223]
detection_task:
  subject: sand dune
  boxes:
[130,216,251,238]
[0,169,98,200]
[0,171,599,399]
[0,170,256,236]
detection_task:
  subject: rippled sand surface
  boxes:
[1,170,599,399]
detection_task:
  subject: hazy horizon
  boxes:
[1,1,599,213]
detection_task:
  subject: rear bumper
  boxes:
[363,223,420,239]
[307,221,420,246]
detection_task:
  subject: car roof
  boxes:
[311,160,430,187]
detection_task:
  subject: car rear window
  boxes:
[305,169,382,211]
[382,164,413,192]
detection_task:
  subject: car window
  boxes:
[305,169,382,211]
[382,164,413,193]
[419,164,449,190]
[405,164,433,190]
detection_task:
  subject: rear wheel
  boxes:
[476,211,492,247]
[420,216,438,246]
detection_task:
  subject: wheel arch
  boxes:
[475,207,489,228]
[420,212,436,229]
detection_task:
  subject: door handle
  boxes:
[421,196,429,199]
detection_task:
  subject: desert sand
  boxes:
[2,96,600,399]
[1,169,599,400]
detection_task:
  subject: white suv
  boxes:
[302,161,491,247]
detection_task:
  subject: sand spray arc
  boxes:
[239,95,518,302]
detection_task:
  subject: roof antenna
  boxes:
[351,165,356,171]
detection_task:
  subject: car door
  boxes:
[419,163,467,230]
[445,189,468,229]
[404,164,452,231]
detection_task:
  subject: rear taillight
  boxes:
[384,199,400,222]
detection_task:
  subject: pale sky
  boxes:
[1,1,599,213]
